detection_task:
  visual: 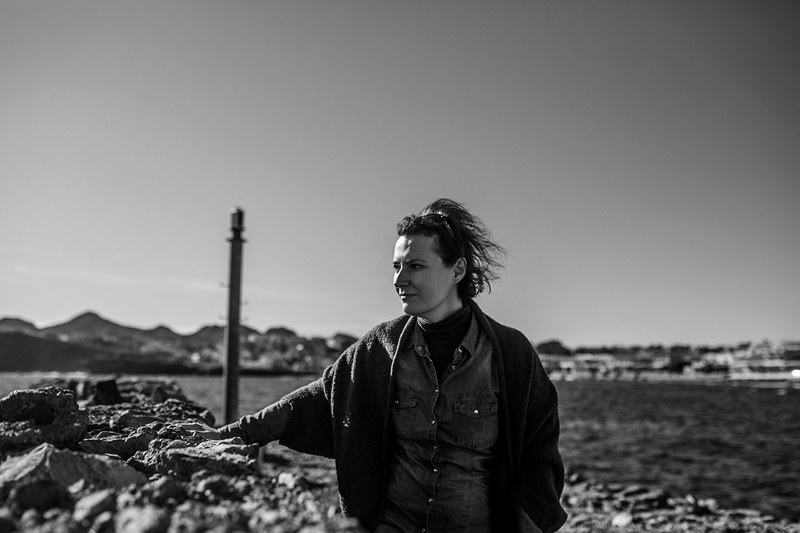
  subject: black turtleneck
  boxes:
[418,304,472,381]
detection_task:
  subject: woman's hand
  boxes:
[178,422,223,440]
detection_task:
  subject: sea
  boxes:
[2,373,799,521]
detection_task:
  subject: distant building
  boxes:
[777,341,800,360]
[748,340,775,359]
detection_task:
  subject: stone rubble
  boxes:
[559,471,800,533]
[0,378,797,532]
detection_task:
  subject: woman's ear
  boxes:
[453,257,467,283]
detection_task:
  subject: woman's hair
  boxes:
[396,198,507,300]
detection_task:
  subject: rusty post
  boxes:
[223,207,245,424]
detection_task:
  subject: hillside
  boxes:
[0,332,104,372]
[0,311,350,375]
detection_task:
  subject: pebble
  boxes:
[612,512,634,527]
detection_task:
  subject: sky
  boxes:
[1,1,798,347]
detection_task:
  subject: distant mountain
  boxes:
[41,311,144,339]
[0,317,38,334]
[0,310,357,374]
[30,311,260,343]
[144,325,184,343]
[184,325,226,347]
[0,311,225,373]
[184,324,260,349]
[264,326,298,338]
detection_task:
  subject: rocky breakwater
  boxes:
[0,378,362,532]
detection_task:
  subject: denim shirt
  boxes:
[375,315,499,533]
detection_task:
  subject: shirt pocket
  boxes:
[391,388,419,439]
[452,396,499,450]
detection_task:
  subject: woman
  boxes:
[198,199,566,533]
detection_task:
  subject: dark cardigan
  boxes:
[279,301,567,532]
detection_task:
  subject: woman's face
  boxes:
[393,234,465,323]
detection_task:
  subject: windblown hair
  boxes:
[396,198,507,300]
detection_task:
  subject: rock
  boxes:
[278,472,311,491]
[93,379,123,405]
[72,488,116,524]
[18,508,42,529]
[7,478,73,515]
[114,410,164,429]
[0,387,76,425]
[29,509,80,532]
[115,505,169,533]
[0,388,87,453]
[80,428,150,460]
[620,484,649,497]
[194,474,239,502]
[630,489,671,511]
[139,475,185,506]
[149,384,188,404]
[79,421,210,460]
[84,401,214,432]
[116,378,191,404]
[90,510,115,533]
[28,377,196,410]
[611,511,634,527]
[128,439,258,479]
[0,443,146,501]
[126,438,191,476]
[247,508,284,528]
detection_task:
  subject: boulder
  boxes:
[0,442,147,502]
[128,438,258,479]
[93,379,123,405]
[0,387,77,425]
[79,423,162,459]
[0,388,87,453]
[84,399,214,431]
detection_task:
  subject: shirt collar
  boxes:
[403,313,481,359]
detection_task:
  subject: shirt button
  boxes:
[428,497,434,503]
[431,419,436,425]
[433,445,439,451]
[433,468,439,473]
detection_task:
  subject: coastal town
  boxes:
[1,312,798,387]
[536,339,800,385]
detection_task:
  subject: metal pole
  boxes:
[223,207,245,424]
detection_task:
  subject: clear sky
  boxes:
[1,1,798,347]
